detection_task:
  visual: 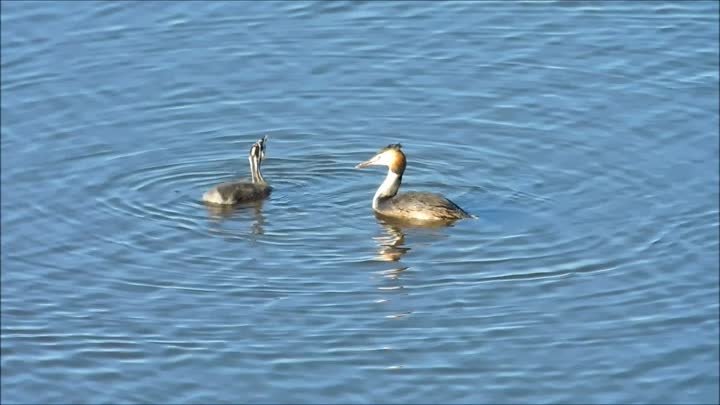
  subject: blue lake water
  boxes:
[1,1,718,403]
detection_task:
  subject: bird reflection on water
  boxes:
[372,214,455,296]
[373,220,411,262]
[373,213,456,259]
[204,200,266,236]
[371,218,419,322]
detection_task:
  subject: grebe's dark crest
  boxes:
[202,136,272,205]
[355,143,471,222]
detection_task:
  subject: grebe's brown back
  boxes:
[202,136,272,205]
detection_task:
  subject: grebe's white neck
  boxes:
[372,169,402,209]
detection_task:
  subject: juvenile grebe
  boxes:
[355,144,471,222]
[202,136,272,205]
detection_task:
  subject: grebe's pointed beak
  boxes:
[355,154,381,169]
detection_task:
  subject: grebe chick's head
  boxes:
[249,135,268,161]
[248,135,269,183]
[355,143,407,175]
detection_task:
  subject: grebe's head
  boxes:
[355,143,406,174]
[249,135,268,162]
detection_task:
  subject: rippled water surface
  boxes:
[2,1,719,404]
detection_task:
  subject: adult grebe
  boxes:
[355,144,472,222]
[202,136,272,205]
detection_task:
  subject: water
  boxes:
[2,1,718,403]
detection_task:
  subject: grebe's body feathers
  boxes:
[202,181,271,205]
[376,191,471,221]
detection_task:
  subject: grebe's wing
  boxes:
[392,192,472,220]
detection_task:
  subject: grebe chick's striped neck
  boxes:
[248,137,267,184]
[202,136,272,205]
[355,143,471,222]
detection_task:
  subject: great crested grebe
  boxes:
[355,144,472,222]
[202,136,272,205]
